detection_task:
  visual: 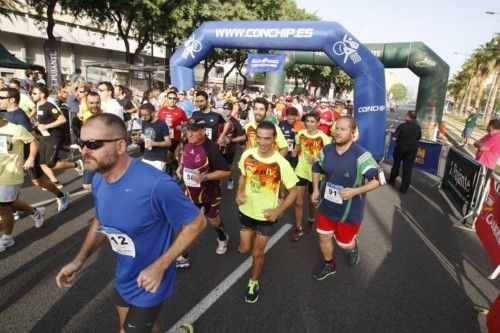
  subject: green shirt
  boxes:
[465,113,478,129]
[238,148,298,221]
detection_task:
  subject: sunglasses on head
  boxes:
[76,138,123,150]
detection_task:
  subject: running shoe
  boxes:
[13,211,20,221]
[53,181,64,189]
[75,159,84,176]
[216,233,229,255]
[227,179,234,190]
[0,235,14,253]
[57,192,70,212]
[346,247,360,267]
[305,219,315,234]
[31,207,45,228]
[245,280,259,303]
[312,262,336,280]
[290,227,303,241]
[176,255,190,269]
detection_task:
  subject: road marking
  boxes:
[166,223,292,333]
[31,189,89,207]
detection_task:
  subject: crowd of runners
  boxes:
[0,77,384,332]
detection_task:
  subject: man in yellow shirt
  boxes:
[291,112,331,240]
[0,116,45,253]
[237,121,298,303]
[244,97,288,157]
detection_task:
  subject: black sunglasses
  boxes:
[0,96,11,100]
[77,138,123,150]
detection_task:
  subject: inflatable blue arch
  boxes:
[170,21,386,160]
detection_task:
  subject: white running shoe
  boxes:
[176,255,190,268]
[0,235,14,253]
[75,159,84,176]
[216,233,229,255]
[31,207,45,228]
[57,192,70,212]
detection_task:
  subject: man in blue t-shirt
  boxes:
[311,116,381,281]
[56,113,206,333]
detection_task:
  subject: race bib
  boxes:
[0,136,8,153]
[287,139,294,152]
[96,226,136,257]
[205,128,213,140]
[183,167,200,188]
[37,109,44,116]
[324,182,343,204]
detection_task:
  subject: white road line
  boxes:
[31,189,89,207]
[166,223,292,333]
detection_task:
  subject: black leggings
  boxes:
[116,290,163,333]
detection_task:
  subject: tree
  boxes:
[0,0,21,19]
[389,83,407,102]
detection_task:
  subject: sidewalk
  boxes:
[443,114,500,171]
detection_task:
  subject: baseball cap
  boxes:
[320,97,328,103]
[186,118,206,130]
[223,101,233,110]
[285,96,293,102]
[178,90,187,95]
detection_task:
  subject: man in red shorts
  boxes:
[311,117,382,280]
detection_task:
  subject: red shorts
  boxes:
[316,212,361,246]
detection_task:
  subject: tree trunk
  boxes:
[132,36,150,65]
[222,64,236,90]
[294,77,299,90]
[202,60,217,86]
[46,0,57,40]
[302,80,308,93]
[313,86,318,96]
[474,76,488,109]
[484,69,499,124]
[236,66,247,90]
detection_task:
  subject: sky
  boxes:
[294,0,499,91]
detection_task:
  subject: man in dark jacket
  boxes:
[388,111,422,194]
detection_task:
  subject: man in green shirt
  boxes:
[461,108,478,146]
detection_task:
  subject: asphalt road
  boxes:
[0,108,498,332]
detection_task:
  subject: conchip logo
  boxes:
[358,105,386,113]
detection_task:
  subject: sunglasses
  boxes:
[0,96,11,100]
[77,138,123,150]
[167,96,176,100]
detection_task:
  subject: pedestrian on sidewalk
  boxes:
[387,111,421,194]
[474,118,500,172]
[461,108,478,146]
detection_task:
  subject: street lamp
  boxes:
[235,72,239,90]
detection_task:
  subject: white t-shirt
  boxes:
[101,99,124,120]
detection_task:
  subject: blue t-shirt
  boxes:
[279,119,298,166]
[177,99,194,117]
[312,143,379,225]
[141,119,170,162]
[92,159,200,307]
[2,108,34,132]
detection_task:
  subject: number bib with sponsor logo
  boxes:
[324,182,343,204]
[96,226,136,257]
[183,167,200,188]
[205,128,213,140]
[0,136,8,153]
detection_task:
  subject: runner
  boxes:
[56,113,206,333]
[80,92,103,192]
[291,112,331,240]
[237,121,298,303]
[157,90,187,176]
[244,97,288,157]
[135,103,171,171]
[311,116,381,280]
[220,101,246,190]
[278,106,305,169]
[176,118,231,266]
[315,97,333,136]
[191,91,228,143]
[0,87,69,211]
[31,83,84,189]
[0,116,45,253]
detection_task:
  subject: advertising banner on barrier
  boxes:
[247,54,287,73]
[441,147,482,215]
[475,177,500,267]
[388,134,442,175]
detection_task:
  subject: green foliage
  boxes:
[389,83,407,101]
[253,72,266,85]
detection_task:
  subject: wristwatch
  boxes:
[202,174,209,182]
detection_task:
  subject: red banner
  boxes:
[475,177,500,267]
